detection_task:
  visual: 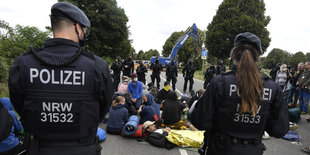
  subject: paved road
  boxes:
[99,71,310,155]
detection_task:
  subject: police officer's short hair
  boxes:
[50,15,75,31]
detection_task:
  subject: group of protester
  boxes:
[105,71,206,149]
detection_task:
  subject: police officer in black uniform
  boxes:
[216,59,226,75]
[111,56,123,91]
[166,59,178,91]
[150,57,163,89]
[204,62,217,89]
[190,32,289,155]
[182,60,195,93]
[136,60,147,84]
[8,2,112,155]
[122,54,134,78]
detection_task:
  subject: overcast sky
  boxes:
[1,0,309,56]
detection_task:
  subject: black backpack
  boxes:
[0,102,13,142]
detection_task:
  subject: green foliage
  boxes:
[306,53,310,61]
[0,56,9,82]
[66,0,132,59]
[0,19,50,89]
[0,21,51,65]
[144,49,160,60]
[193,58,202,70]
[102,56,114,66]
[262,48,291,69]
[205,0,271,59]
[162,28,204,64]
[289,52,307,68]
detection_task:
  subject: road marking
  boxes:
[179,149,188,155]
[160,76,183,96]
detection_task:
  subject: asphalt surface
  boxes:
[99,71,310,155]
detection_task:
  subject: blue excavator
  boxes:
[150,23,201,66]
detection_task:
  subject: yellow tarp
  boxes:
[166,130,205,148]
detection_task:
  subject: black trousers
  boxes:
[113,74,120,91]
[167,76,177,90]
[183,77,194,92]
[138,75,146,84]
[123,69,131,77]
[151,74,161,89]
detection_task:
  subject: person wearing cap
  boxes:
[136,60,147,85]
[166,59,178,91]
[182,59,195,93]
[8,2,112,155]
[111,56,123,91]
[150,57,163,89]
[122,54,134,78]
[128,73,143,109]
[142,121,176,149]
[204,62,217,89]
[190,32,289,155]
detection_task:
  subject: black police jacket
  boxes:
[9,38,113,141]
[190,71,289,140]
[122,58,134,72]
[182,63,195,78]
[111,62,122,76]
[150,62,163,76]
[136,65,147,77]
[166,64,178,77]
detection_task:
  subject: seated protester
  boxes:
[149,86,159,104]
[158,81,171,105]
[138,94,160,124]
[142,121,176,150]
[128,73,143,109]
[123,93,137,116]
[0,98,24,154]
[106,96,129,135]
[162,91,187,128]
[188,89,205,108]
[117,78,130,94]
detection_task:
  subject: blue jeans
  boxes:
[299,90,310,112]
[286,86,299,105]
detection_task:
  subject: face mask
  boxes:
[133,78,138,82]
[79,37,86,47]
[75,25,88,47]
[164,85,170,91]
[155,60,159,63]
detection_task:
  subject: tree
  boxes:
[0,20,51,65]
[205,0,271,59]
[143,49,159,60]
[262,48,291,69]
[0,20,51,82]
[306,53,310,61]
[162,28,204,65]
[162,32,182,57]
[136,50,144,60]
[289,52,307,68]
[65,0,132,59]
